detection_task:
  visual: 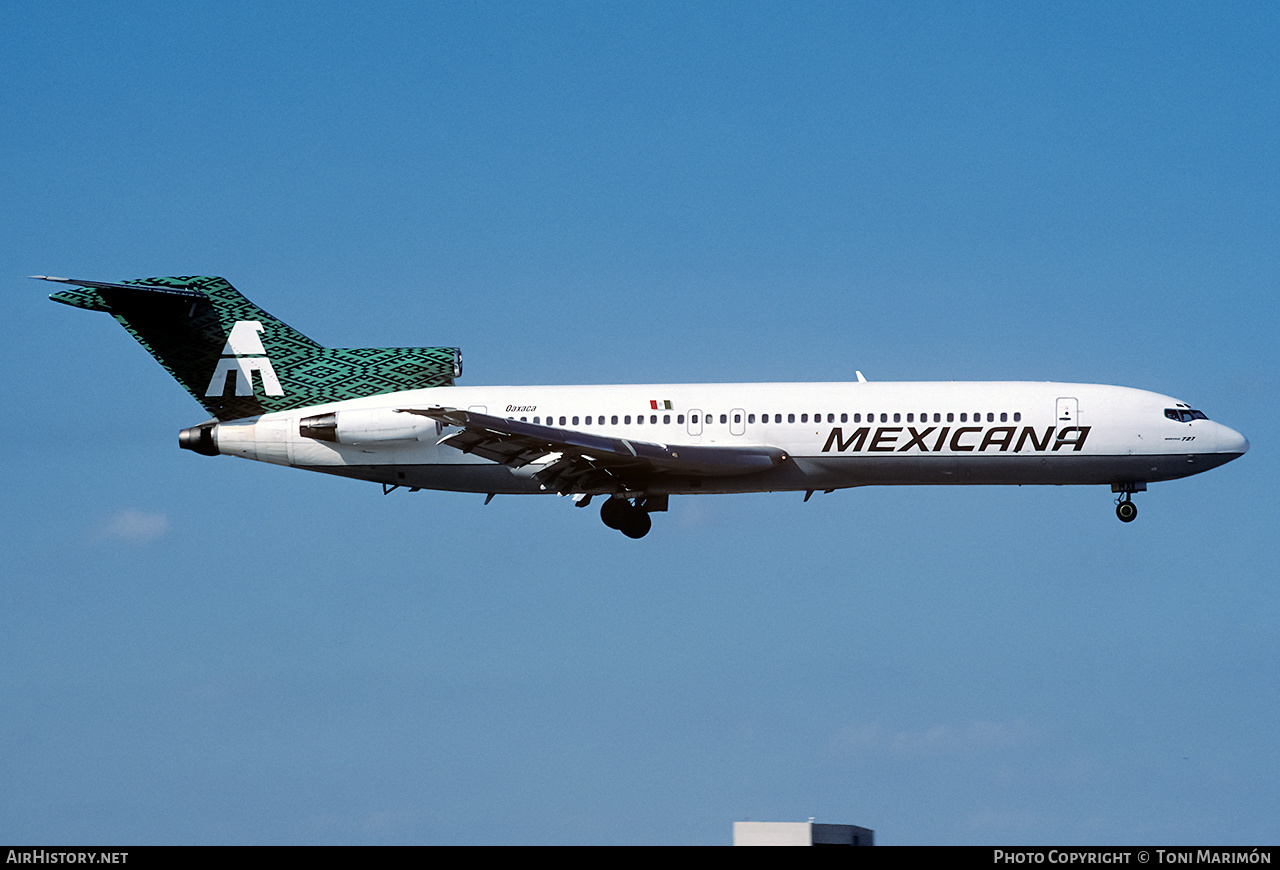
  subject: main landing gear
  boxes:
[599,496,665,539]
[1112,482,1146,523]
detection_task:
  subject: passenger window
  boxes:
[840,413,848,423]
[677,415,684,424]
[748,414,755,424]
[946,413,954,423]
[787,413,795,423]
[664,414,671,424]
[854,414,862,423]
[572,416,579,425]
[801,414,808,423]
[960,413,967,422]
[611,415,618,425]
[651,415,657,424]
[1014,412,1021,422]
[1000,412,1007,422]
[719,414,727,424]
[624,415,631,424]
[987,413,994,422]
[559,416,566,426]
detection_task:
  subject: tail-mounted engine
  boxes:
[297,409,437,445]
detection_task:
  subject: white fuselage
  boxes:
[209,381,1249,496]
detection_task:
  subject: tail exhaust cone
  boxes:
[179,424,219,456]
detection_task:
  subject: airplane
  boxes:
[38,274,1249,538]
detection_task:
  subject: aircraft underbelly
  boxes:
[800,453,1234,487]
[302,461,539,493]
[293,450,1241,495]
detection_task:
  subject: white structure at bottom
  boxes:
[733,821,874,846]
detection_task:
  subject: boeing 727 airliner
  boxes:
[39,275,1249,538]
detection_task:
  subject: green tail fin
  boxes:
[42,275,461,421]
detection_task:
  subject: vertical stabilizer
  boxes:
[41,275,461,421]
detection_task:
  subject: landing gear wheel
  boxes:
[1116,500,1138,523]
[600,498,628,530]
[619,509,652,539]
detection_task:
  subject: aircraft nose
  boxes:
[1220,424,1249,456]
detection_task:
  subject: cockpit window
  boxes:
[1164,408,1209,423]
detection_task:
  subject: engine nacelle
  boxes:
[298,409,436,445]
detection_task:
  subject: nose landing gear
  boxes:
[1111,482,1146,523]
[1115,496,1138,523]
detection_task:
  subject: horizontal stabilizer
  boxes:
[34,275,208,300]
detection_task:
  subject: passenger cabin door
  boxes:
[1056,397,1078,427]
[730,408,746,436]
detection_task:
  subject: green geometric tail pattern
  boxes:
[49,276,460,421]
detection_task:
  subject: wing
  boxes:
[398,407,789,495]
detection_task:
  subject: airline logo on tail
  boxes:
[204,321,284,397]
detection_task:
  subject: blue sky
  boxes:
[2,1,1277,845]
